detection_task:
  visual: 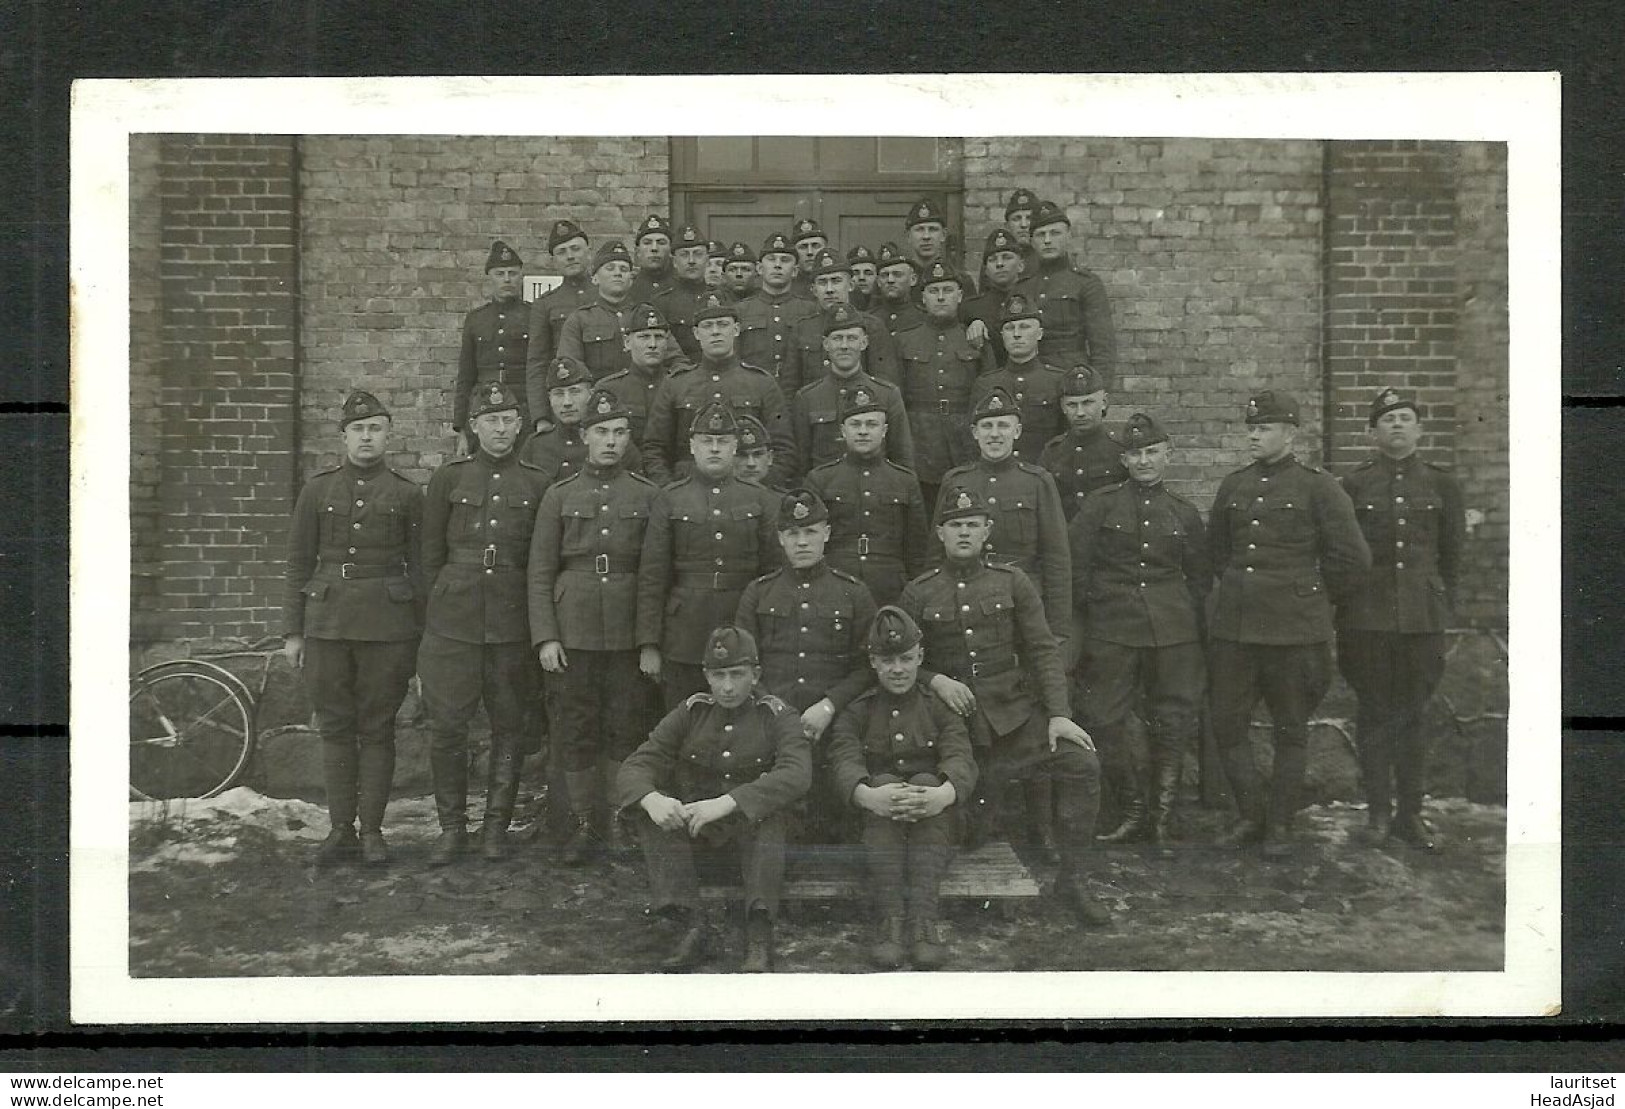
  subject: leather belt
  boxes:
[316,561,407,581]
[447,546,525,570]
[562,555,634,576]
[674,571,755,590]
[967,656,1020,679]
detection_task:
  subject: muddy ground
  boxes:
[129,788,1504,977]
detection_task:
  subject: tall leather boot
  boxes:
[1387,714,1435,850]
[1216,741,1267,847]
[906,838,952,970]
[741,906,775,973]
[599,758,628,854]
[1022,779,1061,865]
[356,743,395,866]
[1053,779,1111,927]
[561,768,600,866]
[428,744,469,867]
[1263,734,1308,859]
[1146,750,1181,848]
[317,740,361,867]
[865,818,907,968]
[482,738,524,862]
[1356,711,1394,841]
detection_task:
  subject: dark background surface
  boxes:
[3,0,1620,1069]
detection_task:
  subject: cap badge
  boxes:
[989,395,1004,410]
[596,396,612,413]
[713,640,728,658]
[488,385,503,404]
[792,501,809,520]
[854,389,871,405]
[955,491,972,510]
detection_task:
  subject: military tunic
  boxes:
[1014,260,1117,385]
[456,299,531,431]
[894,317,996,490]
[556,297,637,382]
[790,370,916,473]
[598,363,675,447]
[637,474,782,703]
[785,308,900,397]
[827,684,977,806]
[654,277,712,362]
[628,267,674,308]
[525,275,595,404]
[805,455,931,607]
[734,562,879,715]
[528,461,661,770]
[1040,425,1129,520]
[1336,452,1465,824]
[617,688,811,916]
[934,456,1073,631]
[519,420,644,487]
[640,356,795,489]
[871,298,926,339]
[961,284,1016,366]
[736,289,821,389]
[972,359,1068,463]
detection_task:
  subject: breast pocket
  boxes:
[1266,498,1311,541]
[581,319,620,349]
[450,487,487,538]
[1001,499,1039,548]
[1095,518,1136,563]
[615,503,651,552]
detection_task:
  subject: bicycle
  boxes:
[128,643,281,801]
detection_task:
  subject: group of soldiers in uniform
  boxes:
[283,189,1465,973]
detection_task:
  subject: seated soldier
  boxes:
[829,606,976,971]
[616,625,811,973]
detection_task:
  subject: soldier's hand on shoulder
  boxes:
[965,319,988,346]
[640,791,686,832]
[281,634,305,670]
[639,645,662,681]
[454,434,469,458]
[800,699,835,741]
[927,674,977,716]
[538,641,568,672]
[1048,716,1095,754]
[534,418,555,435]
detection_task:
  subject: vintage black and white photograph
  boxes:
[71,74,1559,1022]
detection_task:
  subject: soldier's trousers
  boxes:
[634,809,790,919]
[974,711,1102,873]
[1081,638,1205,770]
[544,648,645,773]
[860,772,955,920]
[1336,630,1446,821]
[304,638,417,832]
[417,633,538,829]
[1209,639,1332,829]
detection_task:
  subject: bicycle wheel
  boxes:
[129,660,258,800]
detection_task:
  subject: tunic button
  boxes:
[724,725,733,733]
[894,733,905,741]
[801,627,809,633]
[601,528,609,536]
[1397,561,1406,569]
[891,709,900,717]
[355,499,364,507]
[490,519,499,527]
[1397,518,1406,525]
[1248,543,1256,550]
[1246,566,1255,573]
[722,751,731,758]
[713,508,722,515]
[1396,540,1406,548]
[348,547,357,555]
[798,652,806,658]
[961,604,970,612]
[715,532,724,540]
[352,522,361,530]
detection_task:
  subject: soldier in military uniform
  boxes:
[616,624,811,972]
[847,244,879,312]
[720,241,759,304]
[595,302,676,448]
[899,488,1108,925]
[786,250,899,393]
[556,240,639,384]
[654,224,713,362]
[895,264,997,510]
[638,402,784,709]
[704,239,728,292]
[1040,365,1127,521]
[1002,187,1041,271]
[902,198,964,289]
[829,606,977,969]
[1014,201,1117,386]
[732,414,781,492]
[528,388,662,865]
[1208,390,1371,856]
[1336,387,1465,850]
[788,217,829,301]
[1070,413,1210,847]
[871,243,926,338]
[455,240,530,452]
[735,233,820,389]
[805,388,931,608]
[936,387,1072,631]
[962,227,1027,367]
[283,391,423,868]
[521,354,644,487]
[525,219,596,426]
[735,489,879,840]
[628,214,675,306]
[791,303,915,474]
[419,382,553,865]
[973,293,1068,462]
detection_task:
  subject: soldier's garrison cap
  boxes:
[865,605,922,654]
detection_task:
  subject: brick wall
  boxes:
[129,134,300,645]
[964,138,1325,510]
[297,136,669,484]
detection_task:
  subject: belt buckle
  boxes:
[938,400,951,415]
[340,562,356,580]
[482,544,497,569]
[857,535,869,555]
[595,553,610,575]
[970,661,982,677]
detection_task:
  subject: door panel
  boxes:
[683,189,962,261]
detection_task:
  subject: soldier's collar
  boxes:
[342,457,387,477]
[584,460,622,479]
[477,447,519,467]
[1255,451,1296,472]
[789,561,828,583]
[980,453,1019,472]
[944,554,985,579]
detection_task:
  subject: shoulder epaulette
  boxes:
[598,368,630,384]
[445,455,473,466]
[1351,458,1377,471]
[985,561,1018,575]
[387,467,419,484]
[828,566,863,586]
[808,457,841,475]
[667,362,698,378]
[740,360,774,377]
[907,566,944,586]
[664,473,695,490]
[1423,459,1454,472]
[940,462,976,480]
[756,691,792,714]
[549,468,582,487]
[683,692,716,708]
[749,568,783,587]
[1016,459,1048,476]
[881,459,919,478]
[626,471,657,487]
[1040,432,1069,451]
[517,457,548,473]
[849,686,879,705]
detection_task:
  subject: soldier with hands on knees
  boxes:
[283,390,423,868]
[1208,390,1371,857]
[829,606,977,970]
[1336,387,1465,850]
[1070,413,1210,848]
[616,625,811,973]
[528,388,662,865]
[418,382,552,865]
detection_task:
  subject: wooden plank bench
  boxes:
[699,842,1041,909]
